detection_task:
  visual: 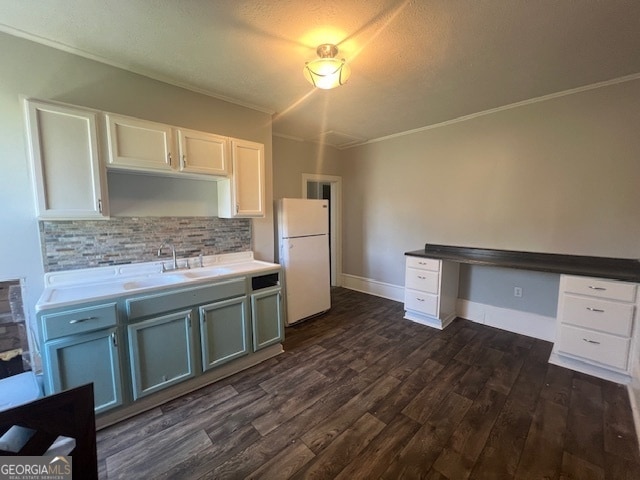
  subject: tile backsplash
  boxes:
[40,217,251,272]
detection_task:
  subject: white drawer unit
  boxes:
[550,274,639,383]
[403,255,459,330]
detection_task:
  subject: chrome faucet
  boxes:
[157,243,178,271]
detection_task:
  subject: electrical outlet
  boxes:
[514,287,523,297]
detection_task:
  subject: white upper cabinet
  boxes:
[177,128,229,176]
[105,114,174,173]
[24,99,108,219]
[218,139,265,218]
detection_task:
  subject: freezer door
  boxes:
[281,235,331,324]
[279,198,328,238]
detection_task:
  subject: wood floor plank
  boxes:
[560,451,605,480]
[565,377,605,468]
[97,385,240,459]
[244,440,315,480]
[291,412,386,479]
[95,288,640,479]
[601,381,640,463]
[300,374,401,453]
[382,392,472,479]
[402,360,470,424]
[370,358,445,424]
[432,386,508,479]
[333,413,422,480]
[514,399,569,479]
[105,429,212,480]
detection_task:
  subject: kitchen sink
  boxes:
[183,267,233,279]
[122,274,186,290]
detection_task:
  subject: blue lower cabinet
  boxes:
[127,310,196,400]
[251,287,284,351]
[199,296,250,371]
[44,327,123,414]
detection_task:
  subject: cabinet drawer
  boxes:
[127,278,246,320]
[557,324,630,370]
[404,289,438,316]
[563,275,637,302]
[405,268,439,294]
[560,294,634,337]
[406,256,440,272]
[41,303,117,341]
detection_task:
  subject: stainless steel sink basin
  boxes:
[122,274,186,290]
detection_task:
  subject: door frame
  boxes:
[301,173,342,287]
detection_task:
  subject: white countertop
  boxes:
[36,251,280,311]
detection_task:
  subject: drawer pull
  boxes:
[417,275,426,279]
[69,316,98,324]
[588,286,606,291]
[583,338,601,345]
[586,307,605,313]
[111,332,118,348]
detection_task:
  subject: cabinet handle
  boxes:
[583,338,601,345]
[111,332,118,347]
[586,307,605,313]
[588,286,606,291]
[168,152,172,166]
[417,275,426,280]
[416,298,425,302]
[98,199,103,213]
[69,316,98,324]
[182,154,186,167]
[235,204,239,214]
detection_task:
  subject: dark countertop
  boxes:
[406,244,640,283]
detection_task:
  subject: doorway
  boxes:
[302,174,342,287]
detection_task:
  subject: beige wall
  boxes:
[272,136,343,200]
[0,32,273,327]
[341,79,640,288]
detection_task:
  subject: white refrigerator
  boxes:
[277,198,331,325]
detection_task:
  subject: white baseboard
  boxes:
[457,299,556,342]
[340,274,404,302]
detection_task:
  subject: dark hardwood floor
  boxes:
[97,288,640,479]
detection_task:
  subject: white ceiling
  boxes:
[2,1,640,148]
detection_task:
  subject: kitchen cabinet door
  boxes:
[199,296,249,371]
[43,327,123,414]
[106,113,174,173]
[24,99,108,219]
[217,139,265,217]
[251,287,283,351]
[127,310,196,400]
[178,128,229,176]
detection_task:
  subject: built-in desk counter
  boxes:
[404,244,640,383]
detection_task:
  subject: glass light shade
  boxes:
[303,57,351,89]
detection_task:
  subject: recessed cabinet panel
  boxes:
[251,287,283,351]
[44,327,122,414]
[25,99,107,219]
[178,129,229,176]
[200,296,249,371]
[128,310,196,400]
[106,114,173,172]
[218,139,265,218]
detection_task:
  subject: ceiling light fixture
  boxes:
[303,44,351,90]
